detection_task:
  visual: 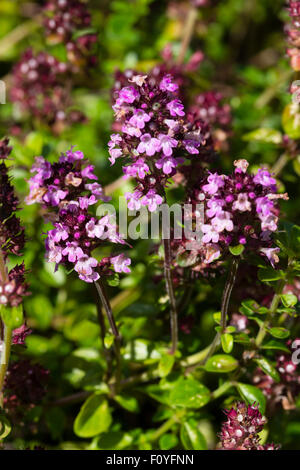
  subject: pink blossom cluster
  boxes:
[198,159,284,265]
[43,0,97,67]
[285,1,300,71]
[26,148,131,283]
[109,74,207,212]
[253,339,300,409]
[220,402,279,450]
[10,49,85,129]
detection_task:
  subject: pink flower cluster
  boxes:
[43,0,97,67]
[220,402,279,450]
[11,49,85,129]
[198,159,284,265]
[26,148,131,283]
[109,74,207,212]
[253,339,300,409]
[285,1,300,71]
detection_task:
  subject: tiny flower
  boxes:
[253,169,276,188]
[155,155,180,175]
[202,173,225,195]
[234,159,249,173]
[141,189,163,212]
[62,242,84,262]
[159,75,179,92]
[111,254,131,273]
[74,255,99,283]
[137,133,161,156]
[125,190,143,211]
[232,193,251,212]
[201,224,220,243]
[167,99,185,117]
[129,109,151,129]
[123,159,149,179]
[211,211,234,233]
[203,244,221,264]
[158,134,178,156]
[260,247,280,267]
[119,86,139,104]
[109,147,123,165]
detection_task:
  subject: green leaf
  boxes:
[282,103,300,139]
[180,420,207,450]
[280,294,298,308]
[0,304,23,329]
[261,339,290,352]
[0,414,11,439]
[159,433,178,450]
[229,244,245,256]
[237,383,266,414]
[114,394,140,413]
[243,128,282,144]
[221,333,234,353]
[254,357,280,382]
[92,432,133,450]
[204,354,238,373]
[268,327,290,339]
[258,267,285,282]
[74,394,112,438]
[239,299,259,316]
[158,354,175,378]
[170,377,210,409]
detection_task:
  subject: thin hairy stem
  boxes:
[256,278,285,347]
[0,251,11,407]
[177,7,198,65]
[94,279,121,392]
[204,258,239,363]
[163,238,178,355]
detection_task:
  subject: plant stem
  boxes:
[203,258,239,364]
[220,258,239,333]
[211,381,234,400]
[271,153,290,177]
[255,278,285,347]
[0,250,11,407]
[177,7,198,65]
[163,238,178,355]
[149,410,185,442]
[0,326,12,407]
[93,284,113,380]
[94,279,121,393]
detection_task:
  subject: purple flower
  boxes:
[201,224,220,243]
[49,224,69,242]
[108,148,122,166]
[62,242,84,262]
[158,134,178,156]
[125,190,143,211]
[141,190,163,212]
[232,193,251,212]
[85,216,109,239]
[74,255,99,283]
[253,169,276,188]
[155,156,180,175]
[123,159,149,179]
[167,99,185,117]
[183,139,200,154]
[81,165,98,180]
[260,247,280,267]
[43,186,68,206]
[111,254,131,273]
[122,123,142,138]
[202,173,225,195]
[129,109,151,129]
[211,211,234,233]
[159,75,179,92]
[137,133,161,156]
[119,86,139,104]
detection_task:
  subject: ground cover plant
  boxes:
[0,0,299,451]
